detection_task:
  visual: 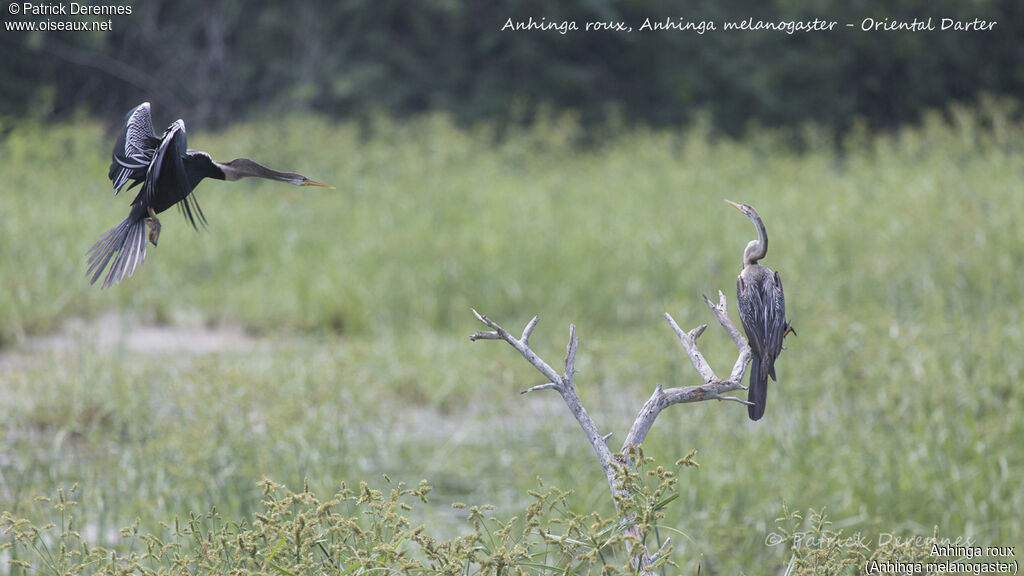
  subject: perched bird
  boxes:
[87,102,333,288]
[726,200,794,421]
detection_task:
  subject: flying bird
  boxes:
[726,200,794,421]
[87,102,333,288]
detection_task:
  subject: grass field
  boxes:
[1,102,1022,573]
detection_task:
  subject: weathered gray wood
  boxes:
[469,292,754,573]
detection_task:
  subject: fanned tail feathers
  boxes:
[86,216,148,289]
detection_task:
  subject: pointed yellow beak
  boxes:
[302,178,335,189]
[725,199,742,211]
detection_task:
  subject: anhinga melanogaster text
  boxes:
[87,102,333,288]
[726,200,794,421]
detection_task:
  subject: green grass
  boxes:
[1,100,1023,574]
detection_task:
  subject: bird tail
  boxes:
[747,355,769,421]
[86,215,147,289]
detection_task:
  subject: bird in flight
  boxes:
[726,200,794,421]
[88,102,333,288]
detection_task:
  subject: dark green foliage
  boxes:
[1,0,1021,133]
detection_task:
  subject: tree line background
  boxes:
[1,0,1021,135]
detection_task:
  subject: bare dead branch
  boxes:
[563,324,578,388]
[471,309,564,388]
[703,291,753,381]
[716,394,754,405]
[470,312,621,499]
[470,298,753,470]
[521,316,540,345]
[521,383,560,394]
[621,297,750,449]
[703,291,746,349]
[469,293,752,574]
[664,315,715,384]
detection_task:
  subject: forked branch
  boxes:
[469,292,753,571]
[623,291,752,449]
[471,310,618,493]
[471,291,751,461]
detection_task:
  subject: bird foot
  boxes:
[146,210,161,246]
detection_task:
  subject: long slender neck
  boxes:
[743,216,768,267]
[214,158,306,184]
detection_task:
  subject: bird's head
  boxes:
[298,176,334,188]
[726,199,769,266]
[215,158,335,188]
[725,199,761,223]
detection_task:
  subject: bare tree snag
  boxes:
[471,312,620,494]
[624,291,752,449]
[470,290,754,571]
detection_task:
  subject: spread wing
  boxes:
[144,119,186,207]
[108,102,160,194]
[145,120,206,229]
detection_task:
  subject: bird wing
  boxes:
[108,102,160,195]
[763,271,788,380]
[737,267,788,380]
[737,275,767,361]
[143,120,207,230]
[170,132,207,230]
[143,119,186,208]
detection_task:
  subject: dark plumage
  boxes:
[727,200,794,421]
[88,102,333,288]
